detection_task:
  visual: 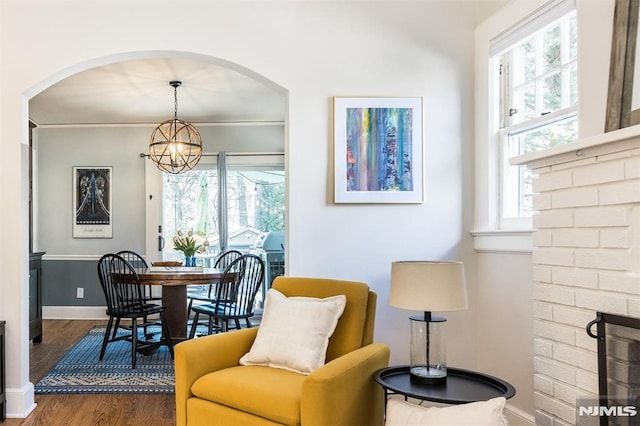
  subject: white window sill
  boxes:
[470,229,533,254]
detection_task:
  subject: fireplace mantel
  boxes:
[511,125,640,169]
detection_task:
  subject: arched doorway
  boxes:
[14,50,288,417]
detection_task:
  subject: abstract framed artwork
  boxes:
[333,97,423,203]
[72,166,113,238]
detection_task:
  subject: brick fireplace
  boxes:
[517,130,640,425]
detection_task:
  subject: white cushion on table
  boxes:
[385,397,509,426]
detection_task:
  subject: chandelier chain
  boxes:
[174,85,178,121]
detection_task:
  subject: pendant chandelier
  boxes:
[149,81,202,174]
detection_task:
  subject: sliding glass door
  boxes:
[145,154,284,265]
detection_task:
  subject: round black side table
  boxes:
[375,365,516,405]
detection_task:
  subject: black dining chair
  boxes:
[186,249,243,312]
[116,250,162,303]
[97,253,174,368]
[116,250,161,338]
[188,254,264,338]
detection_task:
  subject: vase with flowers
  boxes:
[173,230,209,267]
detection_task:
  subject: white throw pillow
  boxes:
[385,397,509,426]
[239,288,347,374]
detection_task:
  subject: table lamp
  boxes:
[390,261,468,384]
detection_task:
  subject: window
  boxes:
[492,3,577,227]
[161,155,284,261]
[163,169,218,255]
[225,167,285,248]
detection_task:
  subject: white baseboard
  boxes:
[43,306,108,320]
[6,382,36,419]
[505,404,535,426]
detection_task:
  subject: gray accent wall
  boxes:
[36,124,284,307]
[43,260,103,305]
[38,126,148,256]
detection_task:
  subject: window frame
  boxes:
[472,0,577,251]
[496,9,578,229]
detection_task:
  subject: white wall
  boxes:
[476,253,534,424]
[1,0,507,419]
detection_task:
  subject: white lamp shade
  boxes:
[390,261,468,312]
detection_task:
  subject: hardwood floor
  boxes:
[4,320,176,425]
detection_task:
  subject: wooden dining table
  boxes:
[137,267,226,342]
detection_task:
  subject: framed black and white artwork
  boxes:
[72,166,113,238]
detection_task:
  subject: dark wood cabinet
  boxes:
[29,252,45,343]
[1,320,5,421]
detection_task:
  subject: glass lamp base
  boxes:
[410,366,447,384]
[409,313,447,385]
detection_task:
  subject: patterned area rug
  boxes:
[34,325,178,394]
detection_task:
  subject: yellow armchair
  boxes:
[175,277,390,426]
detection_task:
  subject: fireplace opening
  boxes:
[586,312,640,426]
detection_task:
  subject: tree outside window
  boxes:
[162,166,284,259]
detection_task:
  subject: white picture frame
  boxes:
[333,97,424,203]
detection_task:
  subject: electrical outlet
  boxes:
[76,287,84,298]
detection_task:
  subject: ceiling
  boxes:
[29,57,286,126]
